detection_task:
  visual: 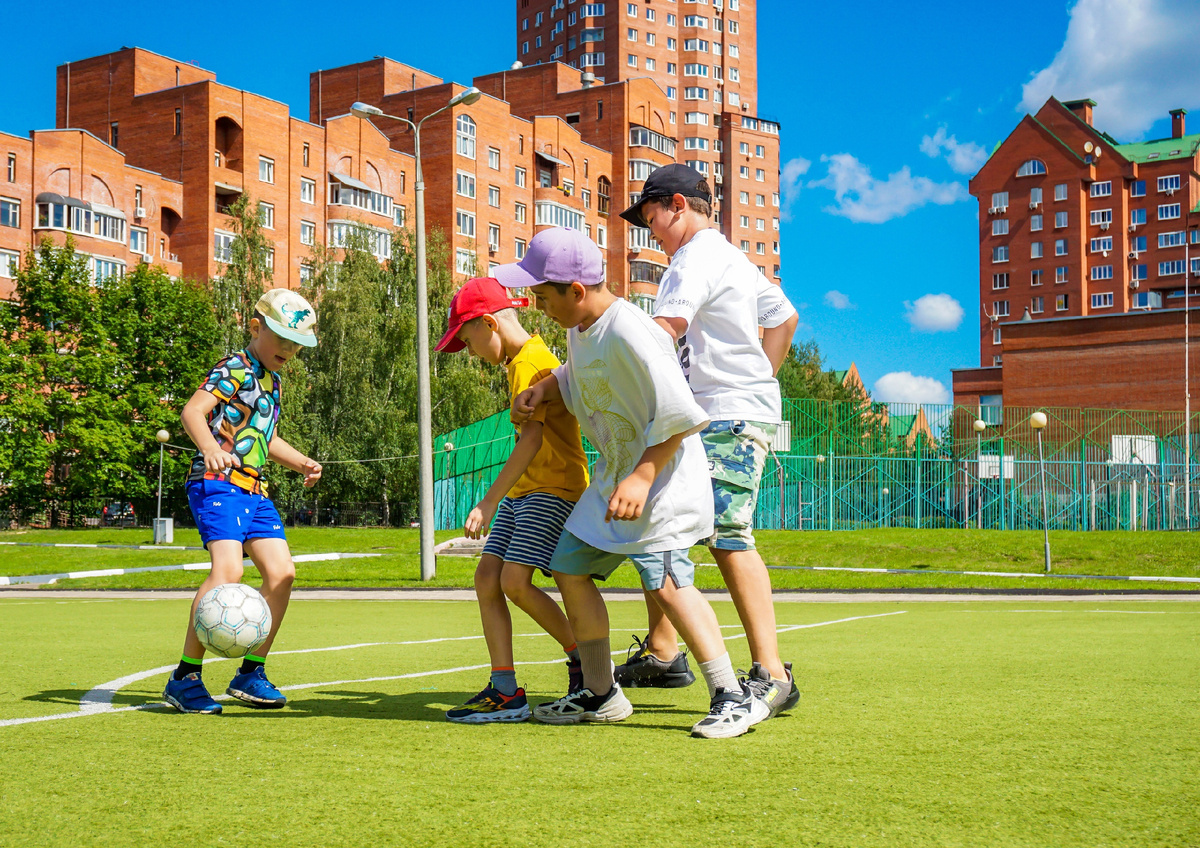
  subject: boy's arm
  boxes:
[180,389,239,475]
[652,315,688,342]
[761,311,799,376]
[606,431,688,522]
[463,421,544,538]
[511,372,561,424]
[267,435,323,487]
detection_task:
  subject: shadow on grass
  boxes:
[23,688,152,708]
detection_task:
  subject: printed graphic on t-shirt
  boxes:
[578,359,637,486]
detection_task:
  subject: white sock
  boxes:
[698,653,739,699]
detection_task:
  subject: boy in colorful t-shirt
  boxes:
[162,288,322,714]
[435,276,589,723]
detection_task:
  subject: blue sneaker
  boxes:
[163,672,222,714]
[227,666,287,708]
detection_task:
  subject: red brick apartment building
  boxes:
[953,97,1200,412]
[1,3,782,306]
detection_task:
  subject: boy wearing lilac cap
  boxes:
[500,227,767,738]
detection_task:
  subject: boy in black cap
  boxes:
[617,164,802,722]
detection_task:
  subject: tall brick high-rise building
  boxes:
[515,0,783,294]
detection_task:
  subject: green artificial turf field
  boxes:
[1,595,1197,847]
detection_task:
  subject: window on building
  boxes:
[302,142,310,168]
[992,300,1010,318]
[1160,259,1185,276]
[1158,175,1182,193]
[1159,203,1182,220]
[487,147,500,170]
[1055,211,1068,228]
[1054,183,1068,201]
[1017,159,1046,177]
[259,202,274,229]
[1090,209,1112,225]
[1090,236,1113,253]
[515,166,527,187]
[1055,239,1067,256]
[456,114,477,159]
[1131,180,1145,197]
[488,185,500,208]
[130,227,148,255]
[992,246,1009,263]
[993,273,1009,290]
[627,55,638,67]
[456,171,476,198]
[627,2,637,15]
[301,177,315,204]
[1130,208,1147,226]
[597,177,611,215]
[1031,241,1043,259]
[1132,235,1147,253]
[174,108,182,136]
[455,248,475,275]
[1089,180,1111,197]
[991,191,1009,209]
[488,223,501,252]
[515,238,527,259]
[6,153,14,182]
[755,169,765,182]
[1056,294,1069,311]
[515,202,527,223]
[301,220,315,246]
[456,210,475,237]
[395,205,407,227]
[1031,296,1044,313]
[1091,292,1114,308]
[1030,214,1043,231]
[628,27,637,40]
[1159,231,1186,248]
[0,197,19,229]
[0,248,18,278]
[259,156,275,184]
[109,122,119,149]
[992,219,1009,236]
[1091,265,1113,280]
[1031,269,1043,286]
[214,230,234,263]
[1056,266,1068,283]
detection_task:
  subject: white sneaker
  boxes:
[532,685,633,725]
[691,684,769,738]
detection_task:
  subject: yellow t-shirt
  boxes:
[507,335,589,502]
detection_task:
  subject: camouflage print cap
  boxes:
[254,288,318,347]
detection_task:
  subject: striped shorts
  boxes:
[482,492,577,576]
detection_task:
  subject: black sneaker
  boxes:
[779,662,800,712]
[613,635,696,689]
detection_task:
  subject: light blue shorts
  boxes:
[548,530,696,591]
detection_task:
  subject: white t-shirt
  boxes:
[653,228,797,424]
[554,299,714,554]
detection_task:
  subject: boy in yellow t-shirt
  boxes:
[435,276,589,723]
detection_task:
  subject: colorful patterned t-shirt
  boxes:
[186,349,281,495]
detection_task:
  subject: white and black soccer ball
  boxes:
[193,583,272,659]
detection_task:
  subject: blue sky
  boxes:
[4,0,1199,402]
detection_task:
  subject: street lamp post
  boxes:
[973,418,986,529]
[1186,222,1196,529]
[352,88,482,581]
[155,429,170,521]
[1030,411,1051,573]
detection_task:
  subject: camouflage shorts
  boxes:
[701,420,776,551]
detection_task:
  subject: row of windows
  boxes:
[994,174,1183,210]
[992,203,1188,240]
[993,295,1069,318]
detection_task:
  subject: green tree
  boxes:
[212,193,273,355]
[776,340,867,403]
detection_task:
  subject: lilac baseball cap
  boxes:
[493,227,604,289]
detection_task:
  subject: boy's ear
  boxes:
[481,313,499,331]
[248,316,262,336]
[671,193,688,214]
[571,281,587,301]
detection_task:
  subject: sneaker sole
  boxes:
[616,670,696,689]
[162,692,222,715]
[446,706,531,724]
[691,718,755,739]
[226,688,286,709]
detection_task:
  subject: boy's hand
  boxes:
[511,385,543,424]
[606,474,652,522]
[202,447,240,474]
[464,499,498,539]
[300,458,323,487]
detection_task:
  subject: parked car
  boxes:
[101,501,136,527]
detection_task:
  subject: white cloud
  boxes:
[779,156,812,221]
[807,154,968,224]
[904,293,964,333]
[824,289,854,310]
[920,126,989,175]
[1020,0,1200,140]
[873,372,951,405]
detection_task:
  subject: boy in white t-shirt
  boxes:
[498,227,768,739]
[618,164,801,720]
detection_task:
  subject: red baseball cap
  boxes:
[435,277,530,353]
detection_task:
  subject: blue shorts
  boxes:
[186,479,286,550]
[482,493,576,576]
[548,530,696,591]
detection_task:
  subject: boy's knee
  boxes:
[474,561,503,594]
[500,564,535,599]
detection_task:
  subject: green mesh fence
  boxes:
[435,400,1200,532]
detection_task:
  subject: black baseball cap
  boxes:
[619,163,713,227]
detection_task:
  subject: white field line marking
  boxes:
[0,614,901,729]
[0,552,381,586]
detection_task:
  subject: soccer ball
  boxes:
[193,583,272,659]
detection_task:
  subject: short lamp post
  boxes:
[351,87,482,581]
[154,429,172,545]
[1030,411,1051,573]
[973,418,987,529]
[155,429,170,521]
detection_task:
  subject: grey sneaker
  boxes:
[744,662,796,720]
[613,635,696,689]
[691,683,769,739]
[780,662,800,712]
[533,685,633,725]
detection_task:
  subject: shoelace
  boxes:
[624,634,651,664]
[740,669,771,699]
